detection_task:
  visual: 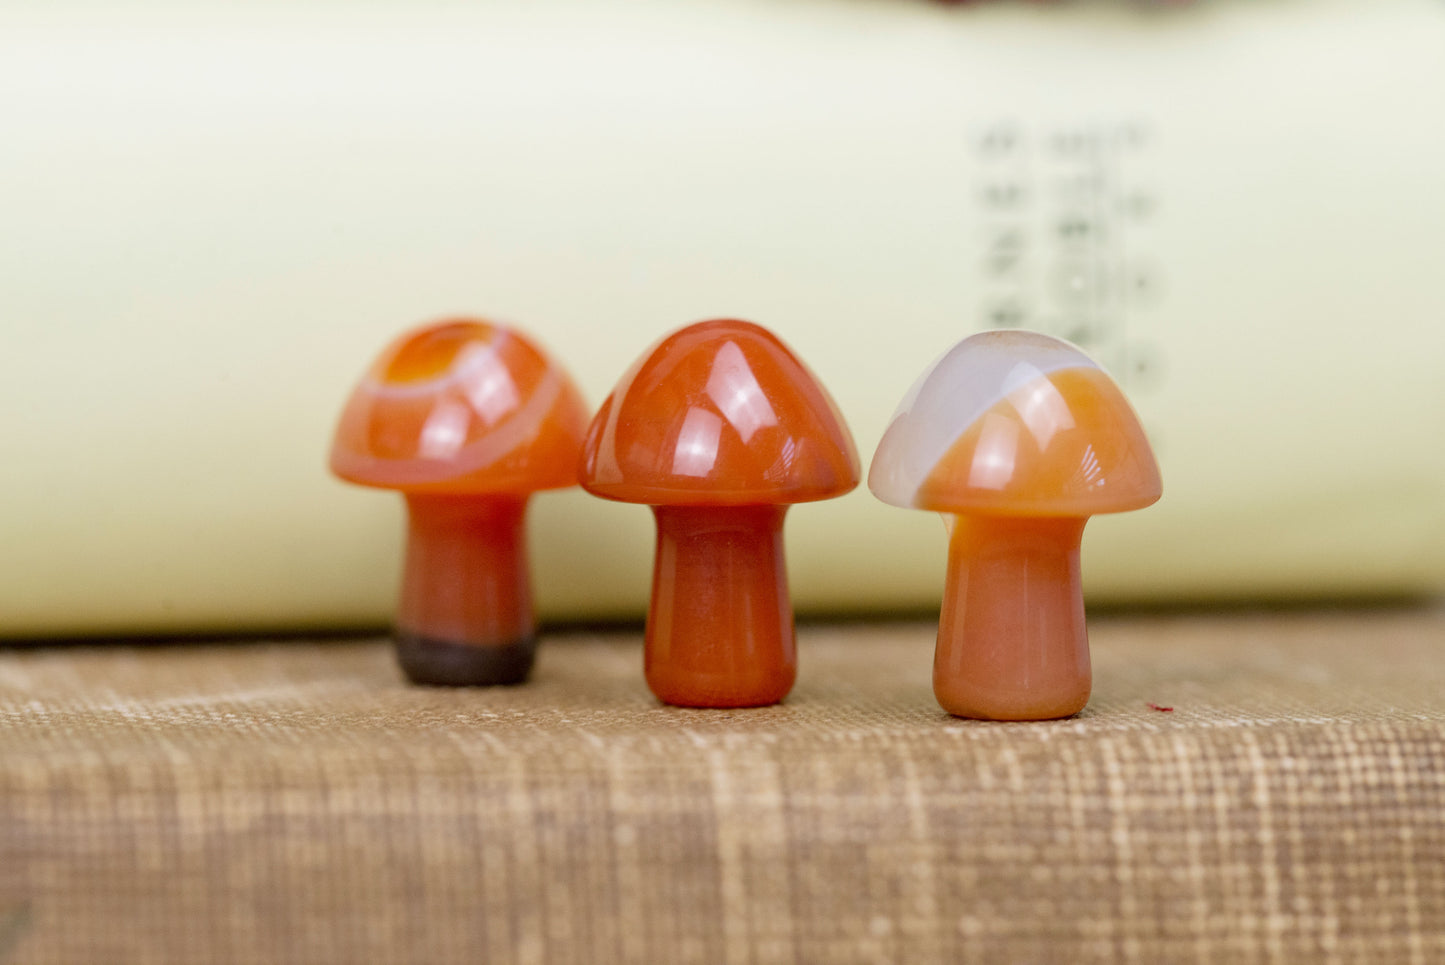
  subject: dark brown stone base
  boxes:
[394,632,537,687]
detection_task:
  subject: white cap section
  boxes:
[868,331,1099,508]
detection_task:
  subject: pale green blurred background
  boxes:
[2,0,1442,636]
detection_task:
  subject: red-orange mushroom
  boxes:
[870,331,1161,720]
[580,320,859,708]
[330,319,588,686]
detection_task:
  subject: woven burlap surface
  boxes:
[1,609,1442,964]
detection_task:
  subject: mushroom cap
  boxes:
[581,319,860,506]
[869,331,1161,517]
[330,319,588,495]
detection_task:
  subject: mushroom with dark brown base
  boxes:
[580,320,859,708]
[329,319,588,686]
[869,331,1162,720]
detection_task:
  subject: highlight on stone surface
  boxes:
[869,330,1161,720]
[581,319,859,709]
[330,318,588,686]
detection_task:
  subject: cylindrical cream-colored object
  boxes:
[1,0,1442,636]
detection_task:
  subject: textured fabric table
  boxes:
[2,609,1443,964]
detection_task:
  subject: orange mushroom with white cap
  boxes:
[330,319,588,686]
[580,319,859,708]
[869,331,1161,720]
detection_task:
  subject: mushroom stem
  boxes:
[395,493,535,686]
[646,504,795,708]
[935,514,1090,720]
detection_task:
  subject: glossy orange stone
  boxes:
[330,319,588,686]
[332,319,586,496]
[870,331,1161,720]
[581,319,859,708]
[934,515,1092,720]
[917,367,1161,518]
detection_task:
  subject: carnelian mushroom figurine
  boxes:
[581,319,859,708]
[330,319,588,686]
[869,331,1162,720]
